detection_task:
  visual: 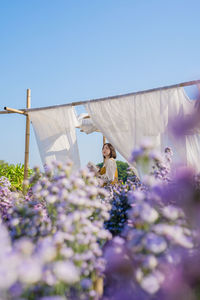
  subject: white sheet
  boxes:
[29,106,80,171]
[85,87,200,173]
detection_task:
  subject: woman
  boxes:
[98,143,118,186]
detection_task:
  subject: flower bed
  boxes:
[0,142,200,299]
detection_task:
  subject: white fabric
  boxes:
[85,87,200,173]
[29,106,80,170]
[77,113,98,134]
[100,158,117,183]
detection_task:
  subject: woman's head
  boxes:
[102,143,116,159]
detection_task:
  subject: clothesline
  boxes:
[1,79,200,193]
[0,79,200,115]
[28,84,200,175]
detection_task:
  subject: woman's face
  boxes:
[102,144,111,158]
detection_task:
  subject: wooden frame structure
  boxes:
[0,79,200,193]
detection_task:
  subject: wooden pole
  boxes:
[23,89,31,194]
[4,107,26,115]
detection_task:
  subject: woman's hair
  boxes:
[102,143,117,159]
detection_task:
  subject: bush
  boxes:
[104,169,141,236]
[0,161,112,300]
[0,136,200,299]
[103,142,199,300]
[0,160,33,191]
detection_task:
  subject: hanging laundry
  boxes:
[85,87,200,173]
[29,106,80,170]
[77,113,99,134]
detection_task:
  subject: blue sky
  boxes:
[0,0,200,168]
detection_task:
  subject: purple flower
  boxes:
[144,233,167,254]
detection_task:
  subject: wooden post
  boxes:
[23,89,31,193]
[4,107,26,115]
[94,277,104,298]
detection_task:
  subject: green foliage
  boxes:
[0,160,33,191]
[116,160,129,182]
[97,160,129,182]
